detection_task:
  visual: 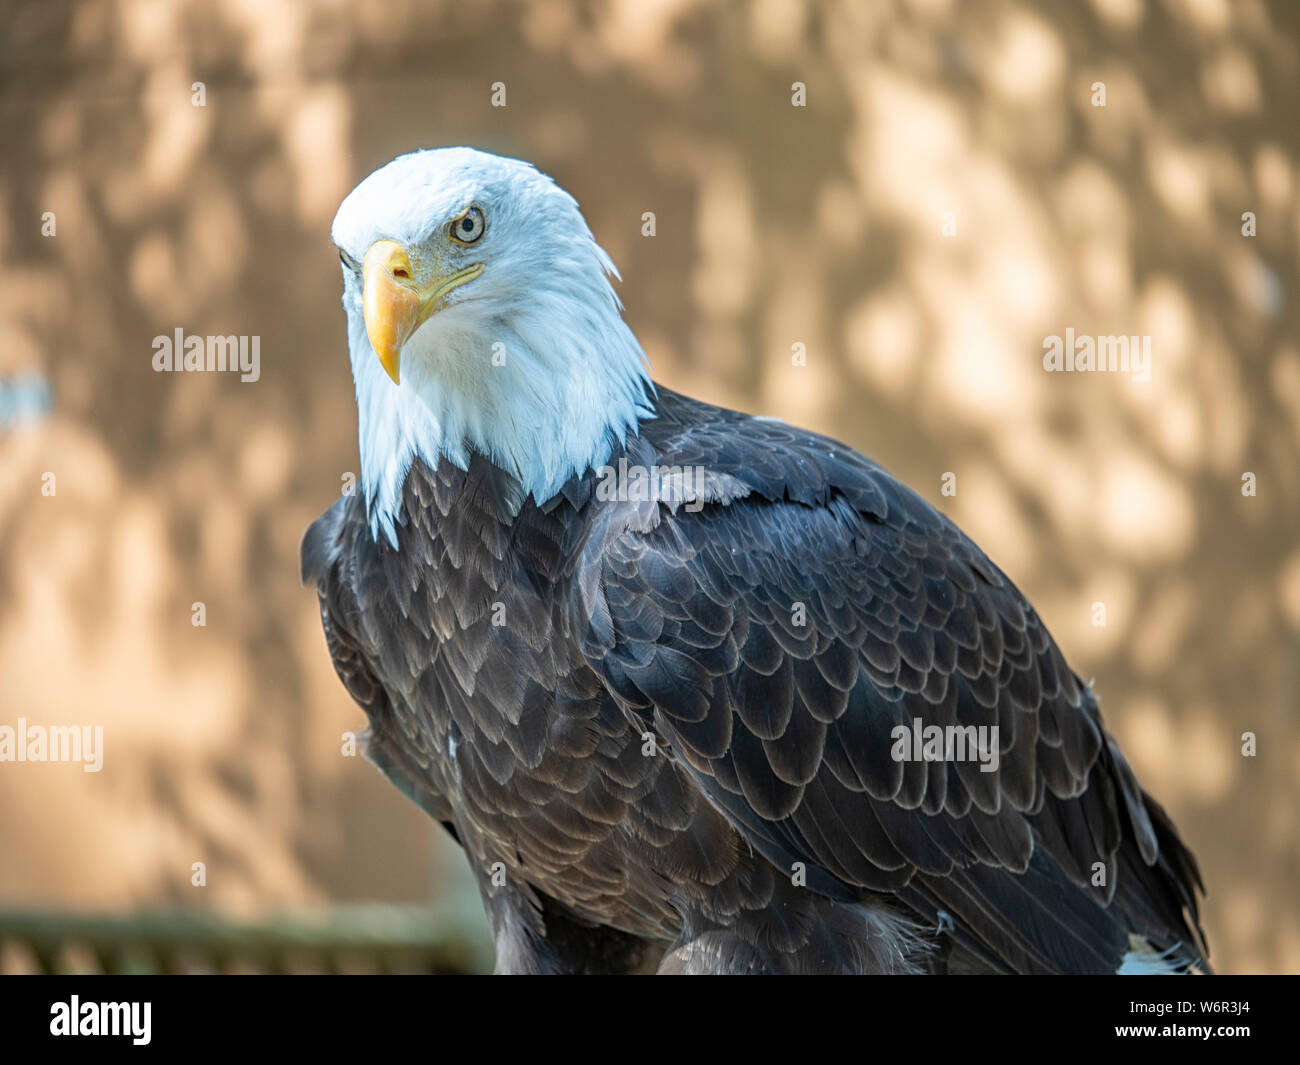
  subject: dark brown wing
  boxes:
[302,495,455,826]
[571,392,1208,973]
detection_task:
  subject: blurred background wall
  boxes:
[0,0,1296,974]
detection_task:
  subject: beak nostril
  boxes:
[392,267,410,279]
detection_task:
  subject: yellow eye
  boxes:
[450,206,486,245]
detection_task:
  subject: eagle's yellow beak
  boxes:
[361,239,484,385]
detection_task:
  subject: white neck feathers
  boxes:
[348,273,653,546]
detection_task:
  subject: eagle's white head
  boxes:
[331,147,654,545]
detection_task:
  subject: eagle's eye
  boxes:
[449,206,486,245]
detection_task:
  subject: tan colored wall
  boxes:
[0,0,1296,973]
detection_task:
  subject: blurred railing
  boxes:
[0,905,487,974]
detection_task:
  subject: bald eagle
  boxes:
[303,148,1209,974]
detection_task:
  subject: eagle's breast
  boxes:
[363,455,697,938]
